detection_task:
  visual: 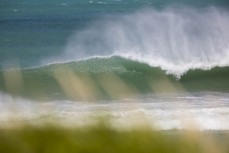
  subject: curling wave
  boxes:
[41,7,229,78]
[1,56,229,100]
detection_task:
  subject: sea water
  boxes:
[0,0,229,130]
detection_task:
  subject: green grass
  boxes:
[0,122,229,153]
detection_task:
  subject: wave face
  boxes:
[41,7,229,77]
[1,56,229,101]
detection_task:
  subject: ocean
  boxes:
[0,0,229,130]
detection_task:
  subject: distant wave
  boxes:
[42,6,229,78]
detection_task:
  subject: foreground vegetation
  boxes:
[0,122,229,153]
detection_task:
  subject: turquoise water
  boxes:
[1,0,229,99]
[0,0,229,129]
[1,0,229,67]
[0,56,229,100]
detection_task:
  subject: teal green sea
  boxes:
[1,0,229,100]
[0,56,228,100]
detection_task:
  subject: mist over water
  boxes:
[44,7,229,77]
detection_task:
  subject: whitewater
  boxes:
[1,92,229,130]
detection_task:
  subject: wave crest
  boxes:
[41,7,229,77]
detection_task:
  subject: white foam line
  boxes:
[0,92,229,130]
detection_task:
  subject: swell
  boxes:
[0,56,228,101]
